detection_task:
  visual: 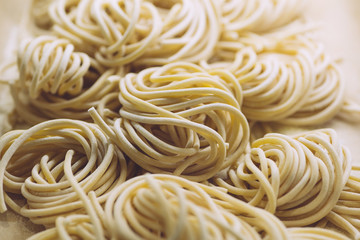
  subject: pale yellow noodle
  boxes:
[320,165,360,239]
[12,35,127,124]
[103,173,289,239]
[202,31,345,125]
[1,0,360,239]
[91,62,249,181]
[0,119,131,226]
[214,129,351,227]
[48,0,162,66]
[135,0,221,66]
[221,0,305,34]
[287,227,351,240]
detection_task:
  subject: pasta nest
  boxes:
[28,214,100,240]
[91,62,250,182]
[27,173,351,240]
[48,0,221,67]
[203,32,345,125]
[214,129,351,226]
[321,165,360,239]
[134,0,221,66]
[49,0,161,66]
[221,0,305,34]
[18,36,91,99]
[0,119,132,225]
[12,36,126,124]
[102,174,289,240]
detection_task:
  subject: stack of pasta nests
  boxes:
[0,0,359,239]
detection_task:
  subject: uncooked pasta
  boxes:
[0,119,133,226]
[25,174,286,239]
[287,227,351,240]
[220,0,305,34]
[27,214,98,240]
[102,174,292,239]
[213,129,351,226]
[0,0,360,239]
[18,36,91,99]
[48,0,162,66]
[134,0,221,66]
[202,31,345,125]
[319,165,360,239]
[11,35,127,125]
[338,99,360,122]
[48,0,221,67]
[90,62,249,182]
[27,174,352,240]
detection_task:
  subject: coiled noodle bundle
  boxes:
[135,0,221,66]
[48,0,162,66]
[202,32,345,125]
[18,36,91,99]
[214,129,351,226]
[28,173,352,240]
[221,0,305,34]
[103,174,289,240]
[48,0,221,67]
[12,36,127,124]
[321,165,360,239]
[1,0,360,239]
[91,62,249,181]
[0,119,131,226]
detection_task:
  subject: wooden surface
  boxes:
[0,0,359,239]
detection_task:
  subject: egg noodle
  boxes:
[201,30,345,125]
[323,165,360,239]
[221,0,305,33]
[12,35,127,124]
[0,0,359,239]
[213,129,360,238]
[26,174,351,240]
[90,62,249,182]
[0,119,136,225]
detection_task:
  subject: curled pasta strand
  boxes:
[17,36,90,98]
[94,0,163,66]
[2,1,360,239]
[27,214,99,240]
[48,0,163,66]
[135,0,221,66]
[0,119,131,226]
[203,30,345,125]
[287,227,351,240]
[12,36,127,124]
[103,173,289,239]
[213,129,351,227]
[221,0,306,34]
[28,173,290,239]
[337,98,360,123]
[91,62,249,181]
[322,166,360,239]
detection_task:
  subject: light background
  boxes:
[0,0,359,238]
